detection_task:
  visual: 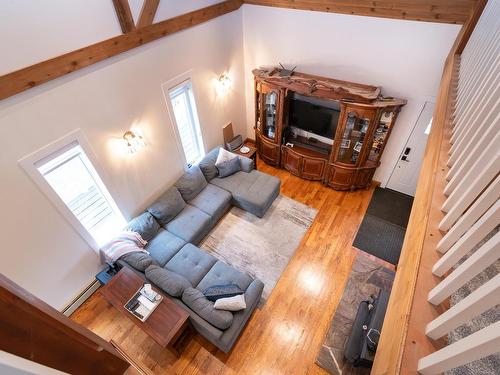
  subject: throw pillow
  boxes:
[145,265,192,297]
[119,252,156,272]
[214,294,246,311]
[182,287,233,330]
[147,186,186,226]
[203,284,244,302]
[198,147,221,181]
[125,212,160,242]
[216,157,241,178]
[174,165,208,202]
[215,147,237,165]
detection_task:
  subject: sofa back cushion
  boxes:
[238,155,254,173]
[145,265,192,297]
[182,287,233,330]
[147,187,186,226]
[119,252,156,272]
[174,165,208,202]
[198,147,221,181]
[125,212,160,242]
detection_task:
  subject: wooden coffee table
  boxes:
[100,267,190,354]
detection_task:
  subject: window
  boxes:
[424,117,433,135]
[20,130,125,249]
[168,80,205,165]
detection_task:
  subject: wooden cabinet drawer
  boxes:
[258,135,280,166]
[326,164,356,190]
[302,158,326,180]
[282,147,303,176]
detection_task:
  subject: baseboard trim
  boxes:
[62,279,100,317]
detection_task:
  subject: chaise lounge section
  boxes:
[116,147,280,352]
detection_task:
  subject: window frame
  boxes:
[162,72,206,168]
[18,129,125,251]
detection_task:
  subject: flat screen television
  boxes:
[289,98,340,139]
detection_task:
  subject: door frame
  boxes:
[385,98,436,192]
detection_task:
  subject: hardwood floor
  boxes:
[71,159,384,375]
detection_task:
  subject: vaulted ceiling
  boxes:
[0,0,476,101]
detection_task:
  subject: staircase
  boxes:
[446,229,500,375]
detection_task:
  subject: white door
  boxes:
[387,101,435,196]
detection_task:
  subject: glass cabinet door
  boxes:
[255,89,262,132]
[262,90,278,141]
[336,112,371,165]
[367,110,395,164]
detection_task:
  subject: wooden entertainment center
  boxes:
[253,68,406,190]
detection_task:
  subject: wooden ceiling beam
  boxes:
[0,0,243,101]
[112,0,136,33]
[137,0,161,28]
[243,0,476,24]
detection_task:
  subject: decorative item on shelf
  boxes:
[123,130,146,155]
[216,72,232,95]
[278,63,297,77]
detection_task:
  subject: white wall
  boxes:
[0,7,246,309]
[0,0,121,75]
[241,5,460,185]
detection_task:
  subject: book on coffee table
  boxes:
[124,286,163,322]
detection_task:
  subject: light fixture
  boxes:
[123,130,146,155]
[216,73,232,94]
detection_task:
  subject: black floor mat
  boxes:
[353,187,414,265]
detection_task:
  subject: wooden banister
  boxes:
[371,1,489,373]
[0,274,130,375]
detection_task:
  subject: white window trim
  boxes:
[18,129,124,251]
[161,70,206,169]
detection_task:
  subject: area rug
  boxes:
[316,253,395,375]
[353,187,413,265]
[199,195,317,303]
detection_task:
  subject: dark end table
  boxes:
[233,142,257,170]
[100,267,190,355]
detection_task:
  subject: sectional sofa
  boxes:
[117,147,281,352]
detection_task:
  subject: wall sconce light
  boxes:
[123,130,146,155]
[216,73,232,95]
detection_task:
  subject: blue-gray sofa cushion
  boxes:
[174,166,208,202]
[145,265,192,297]
[216,157,241,178]
[119,252,156,272]
[188,184,231,223]
[238,156,254,173]
[197,261,254,292]
[165,204,211,244]
[147,186,186,226]
[165,243,217,286]
[125,212,160,242]
[198,147,221,181]
[211,170,281,218]
[145,228,186,267]
[182,287,233,330]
